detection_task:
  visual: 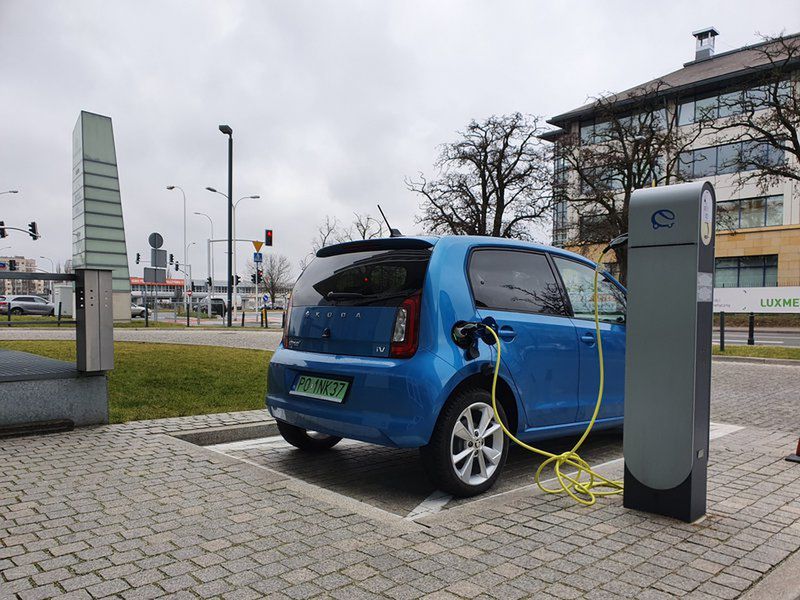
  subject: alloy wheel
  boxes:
[450,401,504,485]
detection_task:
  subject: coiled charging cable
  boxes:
[485,245,625,506]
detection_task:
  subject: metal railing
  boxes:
[0,272,76,327]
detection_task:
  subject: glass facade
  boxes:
[677,80,791,125]
[716,195,783,230]
[678,140,784,179]
[715,255,778,288]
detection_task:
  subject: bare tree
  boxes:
[253,254,293,308]
[350,212,384,240]
[311,215,341,253]
[702,34,800,190]
[553,81,704,282]
[407,113,553,239]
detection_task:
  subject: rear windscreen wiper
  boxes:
[326,292,366,300]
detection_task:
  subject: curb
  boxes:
[741,548,800,600]
[171,421,279,446]
[713,355,800,367]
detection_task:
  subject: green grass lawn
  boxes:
[0,340,272,423]
[713,344,800,360]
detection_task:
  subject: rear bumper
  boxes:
[266,347,454,448]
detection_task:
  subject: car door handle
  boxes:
[498,325,517,341]
[581,332,596,345]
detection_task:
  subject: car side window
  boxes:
[552,257,626,323]
[16,297,33,302]
[468,249,567,315]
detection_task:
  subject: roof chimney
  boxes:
[692,27,719,61]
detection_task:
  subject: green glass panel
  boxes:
[85,252,128,266]
[86,239,127,253]
[83,160,118,178]
[80,112,117,164]
[85,174,120,191]
[86,226,126,241]
[85,213,124,228]
[84,187,121,203]
[84,200,123,216]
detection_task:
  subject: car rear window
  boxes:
[292,248,431,307]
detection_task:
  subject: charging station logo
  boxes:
[651,209,676,230]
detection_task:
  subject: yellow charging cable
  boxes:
[486,248,624,506]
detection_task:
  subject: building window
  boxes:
[716,195,783,230]
[714,255,778,288]
[552,200,568,246]
[677,81,788,125]
[678,140,784,179]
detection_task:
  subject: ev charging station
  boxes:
[623,181,716,523]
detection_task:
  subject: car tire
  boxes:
[420,387,509,497]
[276,420,342,451]
[10,308,23,316]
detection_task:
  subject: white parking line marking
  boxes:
[406,490,453,520]
[206,435,289,453]
[709,422,744,440]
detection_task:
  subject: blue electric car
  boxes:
[267,236,626,496]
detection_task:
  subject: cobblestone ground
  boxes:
[2,362,800,599]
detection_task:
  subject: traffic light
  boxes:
[169,253,174,265]
[175,262,180,271]
[250,274,257,284]
[135,252,141,264]
[265,229,273,247]
[8,259,17,271]
[206,277,212,288]
[235,275,241,286]
[28,221,39,240]
[0,222,6,239]
[257,269,263,282]
[191,282,196,292]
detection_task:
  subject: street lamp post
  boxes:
[194,212,215,317]
[218,125,234,326]
[0,190,19,196]
[166,185,189,318]
[205,187,259,322]
[39,256,55,301]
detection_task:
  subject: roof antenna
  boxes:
[377,204,403,237]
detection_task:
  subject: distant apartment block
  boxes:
[0,256,45,295]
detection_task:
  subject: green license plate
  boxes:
[290,375,349,403]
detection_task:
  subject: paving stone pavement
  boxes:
[1,363,800,599]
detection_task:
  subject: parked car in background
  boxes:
[0,295,56,316]
[131,304,149,318]
[196,298,227,317]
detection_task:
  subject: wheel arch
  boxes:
[440,371,520,437]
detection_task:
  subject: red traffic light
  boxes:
[265,229,273,246]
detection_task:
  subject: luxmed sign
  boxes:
[714,287,800,314]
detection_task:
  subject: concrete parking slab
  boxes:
[204,422,744,521]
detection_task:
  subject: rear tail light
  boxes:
[281,294,293,348]
[390,293,421,358]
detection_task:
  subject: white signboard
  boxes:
[714,287,800,314]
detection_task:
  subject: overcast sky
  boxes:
[1,0,798,280]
